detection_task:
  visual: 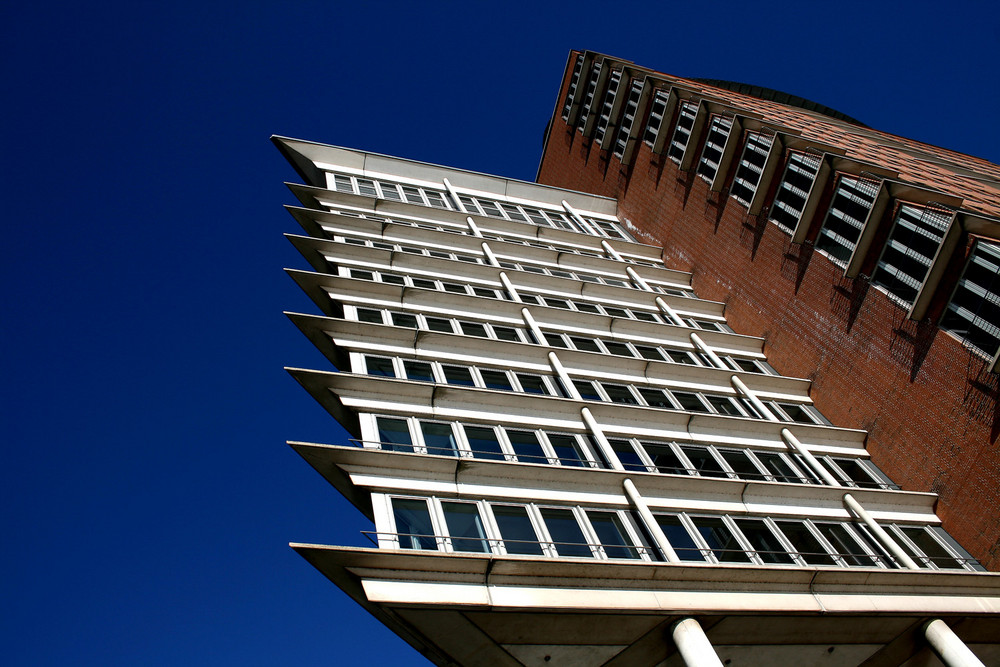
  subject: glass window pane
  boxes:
[655,515,706,561]
[492,325,521,342]
[460,321,489,337]
[376,417,413,453]
[681,446,728,478]
[634,345,666,361]
[602,383,638,405]
[756,452,802,483]
[390,312,418,328]
[643,443,687,475]
[392,498,436,550]
[420,421,458,457]
[441,502,489,553]
[573,380,603,401]
[402,360,435,383]
[480,369,514,391]
[540,508,593,558]
[603,341,634,357]
[516,373,550,395]
[425,316,454,333]
[547,433,586,467]
[734,518,795,564]
[719,450,763,480]
[492,505,543,555]
[610,439,647,472]
[462,425,506,461]
[638,388,673,408]
[505,429,548,464]
[587,511,639,559]
[815,523,877,567]
[899,526,963,569]
[356,307,384,324]
[365,356,395,377]
[689,516,751,563]
[774,520,837,565]
[442,365,475,386]
[672,391,709,412]
[570,336,602,352]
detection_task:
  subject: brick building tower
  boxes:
[538,50,1000,573]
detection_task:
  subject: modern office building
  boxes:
[538,51,1000,579]
[276,129,1000,665]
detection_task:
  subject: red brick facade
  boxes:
[538,55,1000,570]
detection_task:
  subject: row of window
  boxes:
[349,306,770,374]
[373,416,601,467]
[609,436,886,488]
[343,266,707,327]
[337,233,687,295]
[367,415,867,487]
[326,170,631,240]
[383,494,980,570]
[326,209,660,266]
[358,353,821,425]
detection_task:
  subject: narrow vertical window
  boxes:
[613,79,644,158]
[667,101,698,162]
[391,498,437,550]
[419,421,459,457]
[940,241,1000,357]
[561,54,585,121]
[587,511,639,559]
[815,174,881,267]
[540,508,593,558]
[441,502,490,553]
[770,151,821,234]
[871,204,951,305]
[492,505,544,555]
[730,132,773,207]
[643,89,669,147]
[696,115,734,184]
[376,417,413,453]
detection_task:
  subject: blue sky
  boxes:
[4,2,998,664]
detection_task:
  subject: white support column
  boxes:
[923,620,985,667]
[442,178,466,213]
[580,406,624,471]
[654,296,684,326]
[481,241,500,267]
[499,272,522,303]
[626,265,653,291]
[780,428,840,486]
[622,479,679,562]
[561,199,600,236]
[690,332,726,369]
[730,375,779,422]
[601,239,624,261]
[842,493,920,570]
[548,351,581,400]
[466,216,483,237]
[671,618,724,667]
[520,307,548,346]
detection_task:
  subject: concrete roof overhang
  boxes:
[292,544,1000,667]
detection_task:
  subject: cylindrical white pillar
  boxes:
[923,620,985,667]
[626,266,653,291]
[730,375,778,422]
[842,493,919,570]
[690,332,726,369]
[622,479,679,562]
[499,272,521,303]
[780,428,840,486]
[561,199,599,236]
[465,216,483,237]
[654,296,685,326]
[442,178,466,213]
[548,351,581,400]
[580,406,624,471]
[481,242,500,267]
[520,308,548,346]
[671,618,724,667]
[601,239,624,262]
